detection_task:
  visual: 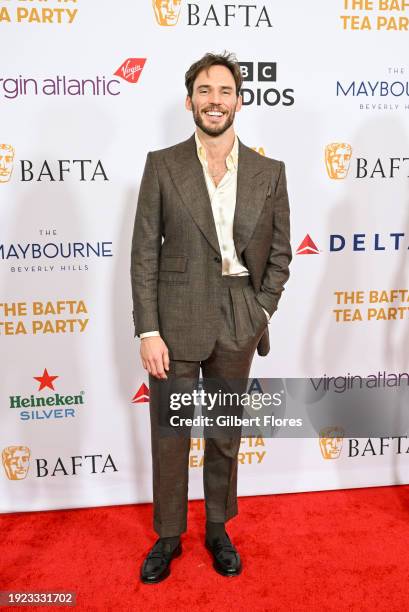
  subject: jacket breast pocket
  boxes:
[158,255,188,284]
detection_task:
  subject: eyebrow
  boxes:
[196,84,234,91]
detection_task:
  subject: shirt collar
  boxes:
[195,131,238,171]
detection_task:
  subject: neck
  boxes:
[196,126,236,161]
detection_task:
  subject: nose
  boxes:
[208,91,222,105]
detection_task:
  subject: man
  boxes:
[130,52,292,583]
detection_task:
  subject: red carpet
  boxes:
[2,486,409,611]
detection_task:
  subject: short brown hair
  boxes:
[185,51,242,98]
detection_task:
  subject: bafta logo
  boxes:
[0,144,15,183]
[152,0,182,26]
[319,427,344,460]
[2,445,30,480]
[325,143,352,179]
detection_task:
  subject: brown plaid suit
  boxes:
[130,134,291,536]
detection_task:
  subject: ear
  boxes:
[185,95,192,111]
[235,94,243,113]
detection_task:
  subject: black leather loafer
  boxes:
[205,534,242,577]
[140,539,182,584]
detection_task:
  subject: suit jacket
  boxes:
[130,134,292,362]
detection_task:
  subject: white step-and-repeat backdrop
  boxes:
[1,0,409,512]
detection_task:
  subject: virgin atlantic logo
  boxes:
[114,59,147,84]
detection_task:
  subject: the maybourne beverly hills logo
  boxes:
[1,228,113,275]
[319,427,344,459]
[152,0,272,27]
[9,368,85,421]
[336,66,409,112]
[0,144,15,183]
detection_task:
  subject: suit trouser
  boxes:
[148,275,268,537]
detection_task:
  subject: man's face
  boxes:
[153,0,182,26]
[185,65,242,137]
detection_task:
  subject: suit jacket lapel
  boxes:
[165,134,270,258]
[234,140,270,256]
[165,134,221,256]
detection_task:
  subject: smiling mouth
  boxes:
[204,110,225,119]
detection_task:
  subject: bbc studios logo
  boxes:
[239,61,295,107]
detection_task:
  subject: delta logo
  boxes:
[9,368,85,421]
[296,232,409,253]
[296,234,320,255]
[132,383,149,404]
[152,0,272,27]
[325,142,409,180]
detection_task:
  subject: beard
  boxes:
[191,102,236,137]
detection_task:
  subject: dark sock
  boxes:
[206,521,226,541]
[159,536,180,552]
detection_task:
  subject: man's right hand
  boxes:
[140,336,170,380]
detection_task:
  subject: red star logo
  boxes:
[34,368,59,391]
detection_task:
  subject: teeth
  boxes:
[206,111,223,116]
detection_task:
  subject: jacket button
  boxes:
[214,256,221,263]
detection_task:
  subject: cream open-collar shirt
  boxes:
[195,131,249,276]
[139,132,269,338]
